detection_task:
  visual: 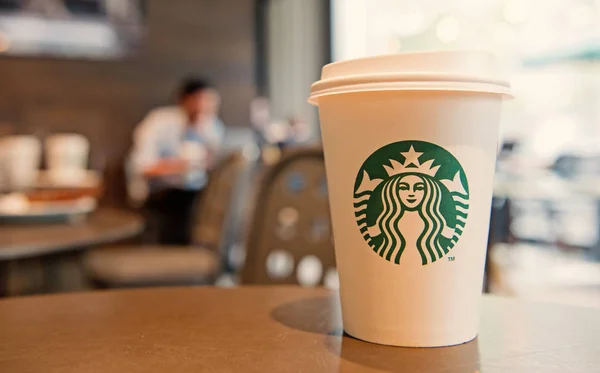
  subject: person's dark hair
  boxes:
[178,77,215,100]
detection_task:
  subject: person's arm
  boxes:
[143,159,188,178]
[130,110,187,179]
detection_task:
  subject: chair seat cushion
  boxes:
[84,246,219,286]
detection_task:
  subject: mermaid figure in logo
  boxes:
[354,144,468,265]
[367,173,455,265]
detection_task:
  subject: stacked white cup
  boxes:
[45,133,90,186]
[0,135,42,191]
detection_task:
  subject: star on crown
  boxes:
[383,146,440,177]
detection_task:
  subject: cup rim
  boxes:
[309,51,512,105]
[309,77,513,105]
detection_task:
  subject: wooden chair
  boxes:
[84,152,248,287]
[242,147,336,287]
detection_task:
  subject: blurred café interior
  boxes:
[0,0,599,310]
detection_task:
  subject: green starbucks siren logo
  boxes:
[354,140,469,265]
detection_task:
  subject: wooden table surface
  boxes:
[0,287,598,373]
[0,207,143,260]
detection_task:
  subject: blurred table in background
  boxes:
[0,287,597,372]
[493,173,600,256]
[0,207,143,296]
[489,172,600,304]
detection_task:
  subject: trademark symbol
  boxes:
[448,256,455,262]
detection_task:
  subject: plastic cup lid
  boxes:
[309,50,512,105]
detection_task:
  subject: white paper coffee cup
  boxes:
[0,135,41,190]
[45,133,90,185]
[309,51,512,347]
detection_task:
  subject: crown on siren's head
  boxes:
[384,145,440,177]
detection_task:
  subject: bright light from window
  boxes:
[532,115,582,160]
[493,23,518,46]
[568,3,594,30]
[388,38,402,53]
[392,10,433,37]
[436,16,460,43]
[503,0,530,24]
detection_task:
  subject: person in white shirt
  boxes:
[130,78,225,244]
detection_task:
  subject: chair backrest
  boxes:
[192,152,248,252]
[242,147,335,286]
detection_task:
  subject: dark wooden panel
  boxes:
[0,0,257,206]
